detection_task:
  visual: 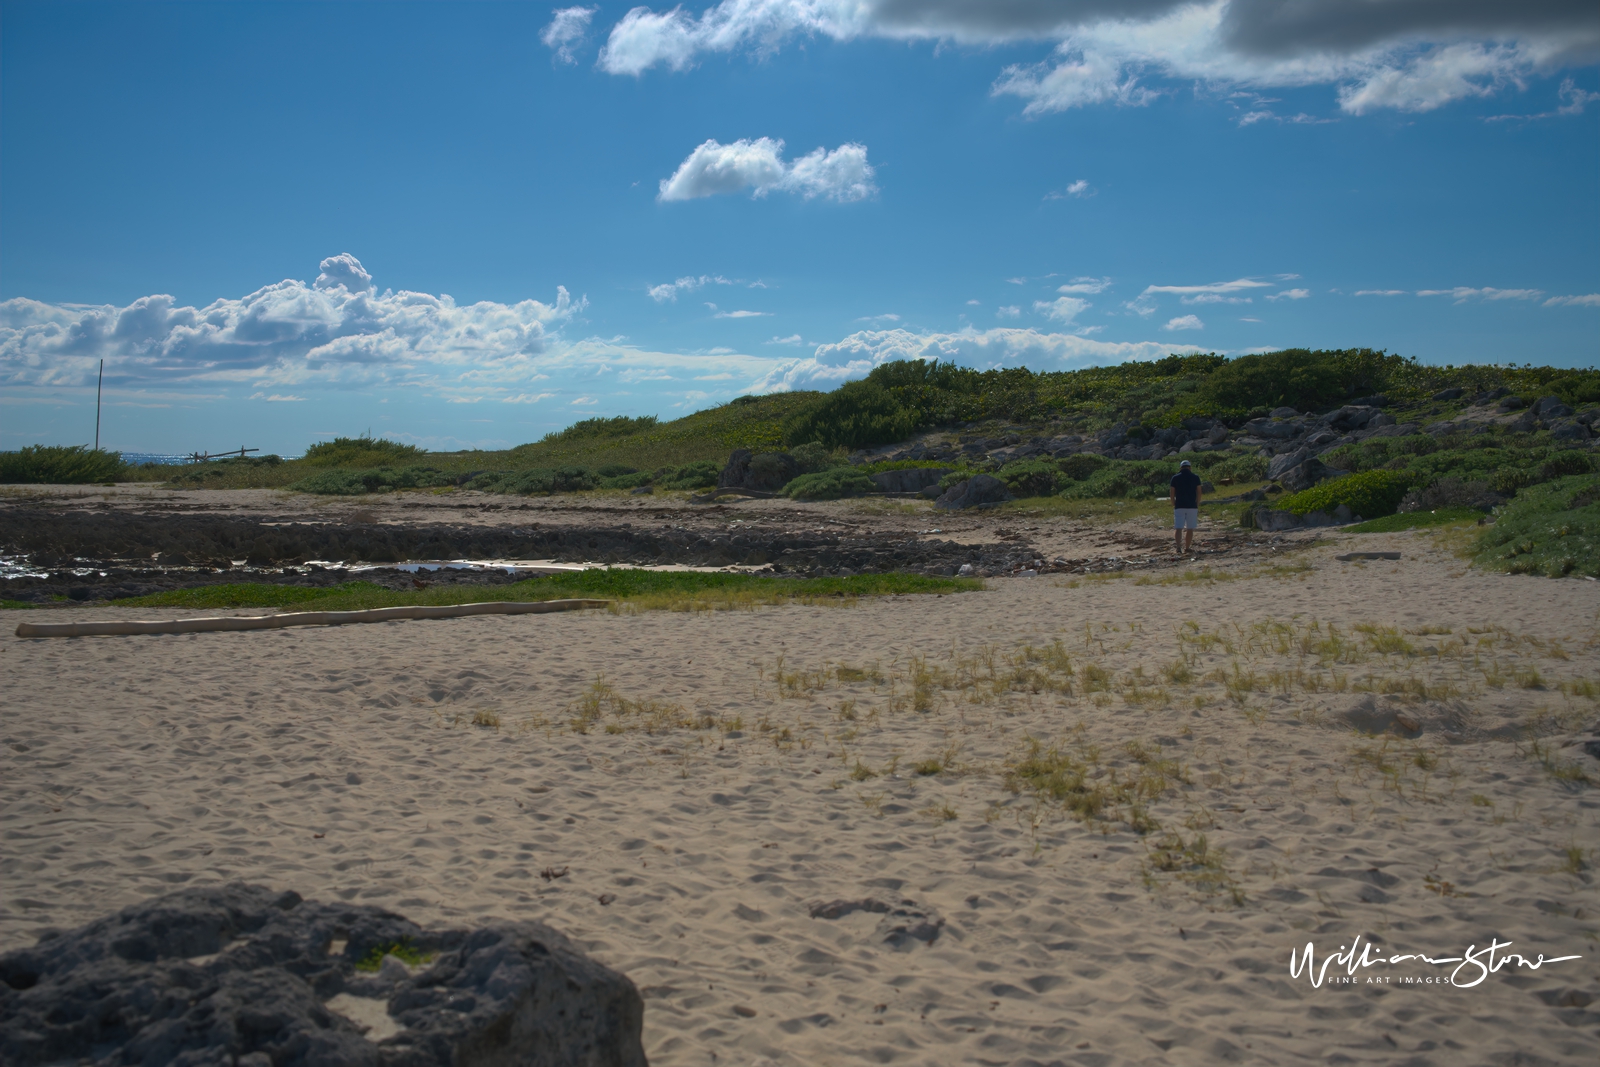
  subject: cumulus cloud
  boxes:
[1417,286,1544,303]
[590,0,1598,118]
[1056,276,1113,295]
[713,309,770,318]
[1543,293,1600,307]
[1355,289,1408,296]
[749,326,1203,392]
[1266,288,1311,301]
[1164,314,1204,331]
[1034,296,1091,322]
[0,255,584,396]
[996,305,1021,319]
[541,6,598,64]
[648,274,732,302]
[658,138,877,202]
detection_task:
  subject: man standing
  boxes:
[1169,458,1203,556]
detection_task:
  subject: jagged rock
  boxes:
[1266,448,1311,481]
[1431,387,1464,402]
[1534,396,1574,419]
[1551,420,1592,442]
[0,883,646,1067]
[933,474,1012,511]
[719,449,798,492]
[870,468,952,493]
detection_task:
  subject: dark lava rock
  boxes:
[0,883,646,1067]
[933,474,1012,511]
[718,449,797,492]
[869,468,951,494]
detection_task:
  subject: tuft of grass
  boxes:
[114,570,980,612]
[1,599,37,610]
[470,709,501,729]
[1345,507,1483,533]
[353,938,433,972]
[1142,832,1243,905]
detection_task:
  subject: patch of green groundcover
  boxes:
[113,570,981,611]
[2,599,37,610]
[1472,474,1600,579]
[1345,508,1483,533]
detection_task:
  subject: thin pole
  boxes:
[95,359,104,450]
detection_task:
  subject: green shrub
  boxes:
[998,458,1065,497]
[781,468,876,500]
[541,415,659,442]
[599,471,653,489]
[291,466,452,495]
[1474,475,1600,578]
[1060,469,1132,500]
[0,445,125,484]
[301,435,424,467]
[1202,452,1269,484]
[1057,453,1109,481]
[790,441,840,473]
[654,461,720,490]
[467,466,597,495]
[596,463,637,478]
[1277,470,1411,518]
[780,380,919,451]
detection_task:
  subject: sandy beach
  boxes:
[3,526,1598,1065]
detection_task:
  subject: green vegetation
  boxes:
[1277,470,1413,519]
[1345,508,1483,533]
[782,468,876,500]
[0,445,125,484]
[114,569,981,611]
[1473,474,1600,578]
[302,435,425,467]
[354,938,433,972]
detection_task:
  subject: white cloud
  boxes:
[714,309,770,318]
[965,299,981,306]
[502,392,556,404]
[0,255,585,398]
[749,326,1204,392]
[1135,277,1268,311]
[1544,293,1600,307]
[766,334,805,345]
[589,1,1598,120]
[857,313,900,323]
[1239,316,1262,322]
[541,6,598,64]
[1487,77,1600,121]
[1056,276,1112,294]
[1354,289,1408,296]
[1033,296,1090,323]
[1164,314,1204,331]
[1417,287,1544,303]
[648,275,732,302]
[1045,178,1097,199]
[658,138,876,202]
[996,305,1021,319]
[1266,288,1310,301]
[249,393,307,402]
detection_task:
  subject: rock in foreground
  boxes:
[0,883,646,1067]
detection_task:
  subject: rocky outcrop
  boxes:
[869,467,951,493]
[933,474,1013,511]
[0,883,646,1067]
[718,449,798,492]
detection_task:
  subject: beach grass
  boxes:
[1345,507,1483,533]
[111,569,982,612]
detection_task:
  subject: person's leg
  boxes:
[1184,526,1195,553]
[1173,513,1183,554]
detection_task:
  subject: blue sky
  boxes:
[3,0,1597,456]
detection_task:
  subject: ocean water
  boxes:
[120,453,193,465]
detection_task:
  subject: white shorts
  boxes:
[1173,508,1198,529]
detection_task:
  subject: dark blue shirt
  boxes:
[1170,470,1201,509]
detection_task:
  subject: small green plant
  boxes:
[354,938,433,972]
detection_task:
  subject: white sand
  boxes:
[3,529,1598,1065]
